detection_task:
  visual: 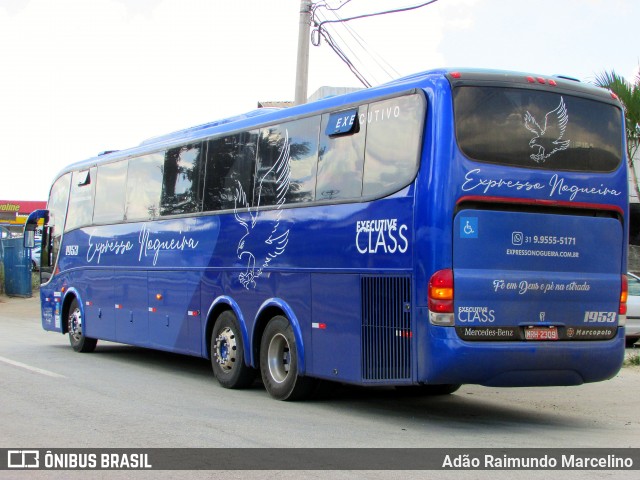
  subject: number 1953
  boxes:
[583,311,616,323]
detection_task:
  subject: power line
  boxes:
[317,4,399,85]
[315,0,439,30]
[334,11,401,82]
[311,0,440,87]
[313,19,372,87]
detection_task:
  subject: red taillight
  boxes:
[620,274,628,315]
[428,269,454,313]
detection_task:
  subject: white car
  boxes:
[625,273,640,348]
[30,244,41,271]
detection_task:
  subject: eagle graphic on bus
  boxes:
[233,130,291,289]
[524,97,570,163]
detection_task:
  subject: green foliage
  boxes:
[626,351,640,366]
[594,70,640,163]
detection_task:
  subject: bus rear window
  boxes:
[453,86,622,172]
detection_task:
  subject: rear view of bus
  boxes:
[422,71,628,387]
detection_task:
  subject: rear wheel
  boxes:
[210,311,257,388]
[260,315,316,401]
[67,298,97,353]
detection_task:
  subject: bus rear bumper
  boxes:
[421,325,625,387]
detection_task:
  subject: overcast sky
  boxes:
[1,0,638,201]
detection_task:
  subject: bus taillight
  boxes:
[429,269,455,326]
[619,274,628,316]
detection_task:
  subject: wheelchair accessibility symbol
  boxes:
[460,217,478,239]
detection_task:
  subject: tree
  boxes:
[594,70,640,200]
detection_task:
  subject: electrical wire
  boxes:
[315,0,440,30]
[333,11,401,82]
[315,24,372,87]
[311,0,440,87]
[315,8,377,85]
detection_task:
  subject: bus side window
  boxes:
[317,105,367,201]
[362,94,425,197]
[94,161,127,224]
[256,117,319,207]
[161,143,204,216]
[65,168,95,232]
[43,173,71,279]
[125,153,164,221]
[203,130,258,212]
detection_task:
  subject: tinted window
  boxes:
[363,94,425,197]
[161,143,204,215]
[45,173,71,276]
[125,153,163,221]
[47,173,71,232]
[256,117,319,207]
[94,161,127,223]
[454,86,623,172]
[317,106,367,201]
[203,131,258,211]
[66,168,95,232]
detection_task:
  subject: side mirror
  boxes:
[24,230,35,248]
[23,209,48,249]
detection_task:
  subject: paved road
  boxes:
[1,295,639,479]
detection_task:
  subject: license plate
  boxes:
[524,327,559,341]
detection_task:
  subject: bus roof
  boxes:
[56,68,617,178]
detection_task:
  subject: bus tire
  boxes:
[395,384,461,396]
[210,311,257,389]
[67,298,97,353]
[260,315,315,401]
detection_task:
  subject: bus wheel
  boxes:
[260,315,315,401]
[210,311,257,389]
[67,299,97,353]
[395,384,461,396]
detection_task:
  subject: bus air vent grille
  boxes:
[361,276,412,381]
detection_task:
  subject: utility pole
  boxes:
[294,0,312,106]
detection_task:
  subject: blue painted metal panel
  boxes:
[310,274,362,382]
[148,271,201,355]
[453,210,623,334]
[82,269,116,341]
[114,271,148,346]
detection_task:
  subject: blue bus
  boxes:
[25,69,629,400]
